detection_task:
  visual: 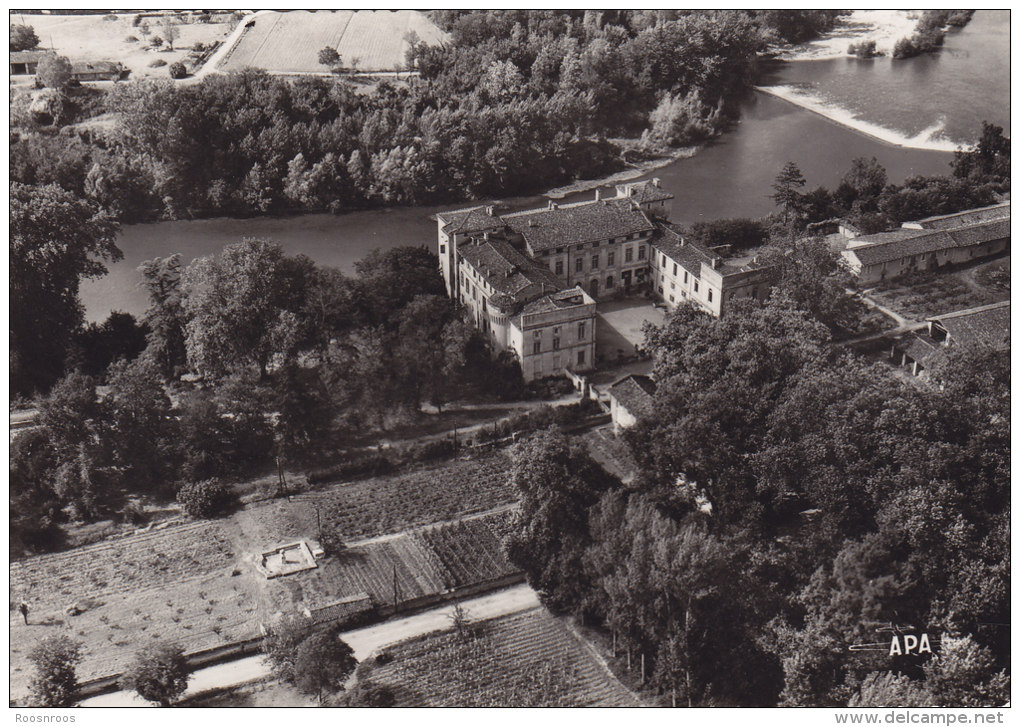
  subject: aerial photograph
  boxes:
[9,8,1010,714]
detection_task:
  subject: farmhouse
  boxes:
[9,49,55,76]
[891,300,1010,376]
[841,203,1010,284]
[436,181,778,379]
[70,60,123,82]
[608,374,656,432]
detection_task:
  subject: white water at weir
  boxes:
[755,85,965,153]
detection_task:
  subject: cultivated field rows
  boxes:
[362,608,641,707]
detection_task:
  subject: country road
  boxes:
[80,583,541,707]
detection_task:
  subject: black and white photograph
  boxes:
[9,7,1010,715]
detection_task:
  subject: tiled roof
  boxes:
[458,239,561,299]
[650,226,716,280]
[517,286,591,318]
[10,50,55,63]
[848,219,1009,266]
[899,333,943,367]
[617,180,675,205]
[609,374,657,419]
[304,593,373,626]
[930,301,1010,349]
[909,202,1011,230]
[438,206,502,235]
[503,199,655,252]
[71,61,121,75]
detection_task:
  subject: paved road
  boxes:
[80,583,541,707]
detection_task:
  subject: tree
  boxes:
[11,183,121,395]
[37,55,73,91]
[318,47,341,68]
[76,311,149,378]
[263,614,313,683]
[176,479,237,519]
[771,161,806,224]
[10,24,40,51]
[293,631,358,703]
[353,246,446,326]
[28,636,83,707]
[848,672,935,707]
[952,121,1010,182]
[160,14,179,51]
[182,239,305,379]
[120,642,189,706]
[503,429,617,612]
[138,254,188,381]
[168,62,187,79]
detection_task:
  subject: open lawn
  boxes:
[12,12,235,80]
[216,10,448,74]
[867,256,1010,320]
[357,608,640,707]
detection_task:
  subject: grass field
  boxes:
[11,12,234,79]
[217,10,448,74]
[358,608,640,707]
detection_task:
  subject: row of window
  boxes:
[552,246,646,276]
[539,232,645,257]
[532,348,587,370]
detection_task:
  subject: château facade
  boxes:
[435,180,775,380]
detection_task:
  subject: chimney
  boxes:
[548,200,554,210]
[483,231,490,241]
[652,177,661,188]
[594,189,601,202]
[528,219,537,227]
[485,205,494,216]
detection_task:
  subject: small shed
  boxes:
[71,60,123,82]
[607,374,656,432]
[10,49,55,75]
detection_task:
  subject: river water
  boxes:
[81,10,1008,321]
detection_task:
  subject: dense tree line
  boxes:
[10,242,495,555]
[11,11,846,224]
[505,296,1008,706]
[893,10,975,60]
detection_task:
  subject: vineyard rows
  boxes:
[265,511,520,615]
[363,608,640,707]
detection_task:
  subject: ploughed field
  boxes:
[9,450,516,703]
[216,10,448,73]
[358,608,641,707]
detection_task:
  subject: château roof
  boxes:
[517,286,591,317]
[503,199,655,253]
[437,206,502,235]
[458,239,561,299]
[650,226,716,280]
[616,179,675,205]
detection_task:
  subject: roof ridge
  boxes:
[928,300,1010,321]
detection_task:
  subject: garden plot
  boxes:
[234,450,515,549]
[359,608,641,707]
[216,10,447,74]
[262,512,520,617]
[9,521,261,701]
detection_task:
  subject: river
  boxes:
[80,10,1008,322]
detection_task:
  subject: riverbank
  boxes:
[754,85,965,153]
[775,10,919,61]
[545,143,701,200]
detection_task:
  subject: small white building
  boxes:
[608,374,656,432]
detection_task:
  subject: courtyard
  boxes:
[595,297,666,364]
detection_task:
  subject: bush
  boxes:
[168,62,187,79]
[132,14,143,26]
[10,23,40,52]
[691,218,768,252]
[847,40,878,58]
[342,679,395,707]
[148,58,167,68]
[104,13,119,22]
[176,479,237,519]
[125,35,139,43]
[118,501,148,526]
[120,642,189,706]
[306,452,395,485]
[150,35,163,48]
[193,41,206,52]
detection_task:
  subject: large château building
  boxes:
[435,180,775,380]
